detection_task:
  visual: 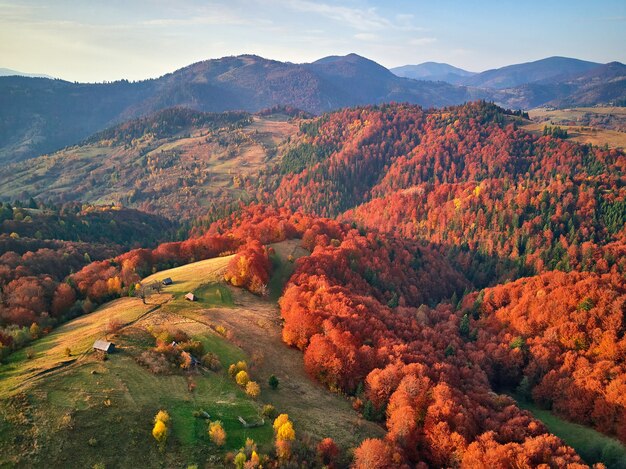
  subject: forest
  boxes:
[1,101,624,467]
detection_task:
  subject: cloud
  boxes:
[279,0,389,30]
[354,33,380,41]
[272,0,423,32]
[409,37,437,46]
[451,48,473,56]
[395,13,424,31]
[140,15,262,27]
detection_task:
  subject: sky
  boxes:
[1,0,625,83]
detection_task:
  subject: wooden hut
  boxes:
[162,277,173,285]
[93,339,115,353]
[185,292,196,301]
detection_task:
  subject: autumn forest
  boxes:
[1,95,624,468]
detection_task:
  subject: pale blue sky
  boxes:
[1,0,624,82]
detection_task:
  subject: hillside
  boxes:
[0,242,382,468]
[523,106,626,149]
[0,54,487,165]
[0,202,174,248]
[0,107,299,220]
[3,54,624,166]
[268,101,625,282]
[548,62,626,107]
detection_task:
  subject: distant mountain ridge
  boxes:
[391,62,476,84]
[0,67,54,79]
[1,53,624,166]
[0,53,488,165]
[460,56,601,89]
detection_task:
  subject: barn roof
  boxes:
[93,339,114,352]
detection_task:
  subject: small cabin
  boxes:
[162,277,173,285]
[185,292,196,301]
[93,339,115,353]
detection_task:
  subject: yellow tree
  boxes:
[245,381,260,398]
[235,370,250,387]
[229,361,247,378]
[273,414,295,460]
[152,410,170,451]
[208,420,226,446]
[234,452,246,469]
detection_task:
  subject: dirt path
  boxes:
[185,288,384,448]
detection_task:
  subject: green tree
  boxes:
[268,374,279,390]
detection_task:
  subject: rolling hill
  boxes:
[1,100,625,467]
[548,61,626,107]
[0,107,300,220]
[0,241,382,468]
[391,57,626,109]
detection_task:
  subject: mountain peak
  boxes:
[313,53,373,64]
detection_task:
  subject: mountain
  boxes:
[391,61,476,84]
[1,54,623,167]
[460,56,600,89]
[0,54,487,166]
[548,61,626,107]
[0,67,53,79]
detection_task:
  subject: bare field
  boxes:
[525,107,626,149]
[522,121,626,149]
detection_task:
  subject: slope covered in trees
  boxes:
[2,101,625,467]
[0,200,174,247]
[265,102,625,287]
[467,271,626,442]
[276,216,612,467]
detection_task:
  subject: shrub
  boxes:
[268,374,279,390]
[229,360,247,378]
[152,410,170,451]
[234,452,247,469]
[201,352,221,371]
[235,370,250,387]
[179,340,204,356]
[138,350,172,374]
[262,404,277,419]
[152,420,167,450]
[245,381,260,398]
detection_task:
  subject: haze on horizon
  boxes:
[1,0,625,83]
